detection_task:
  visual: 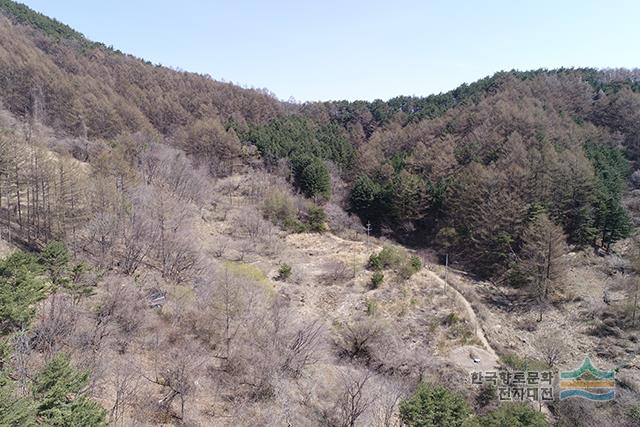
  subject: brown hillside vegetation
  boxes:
[0,1,640,426]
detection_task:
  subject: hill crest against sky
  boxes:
[8,0,640,101]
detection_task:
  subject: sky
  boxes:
[18,0,640,102]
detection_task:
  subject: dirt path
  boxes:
[285,231,500,365]
[324,232,499,362]
[422,268,555,419]
[422,269,499,361]
[288,233,552,420]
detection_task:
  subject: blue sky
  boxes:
[18,0,640,101]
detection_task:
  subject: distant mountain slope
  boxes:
[2,0,640,280]
[0,0,286,141]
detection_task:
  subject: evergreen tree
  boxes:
[0,381,36,427]
[350,175,381,217]
[32,353,106,427]
[0,252,48,334]
[586,143,631,250]
[478,403,549,427]
[38,241,70,287]
[306,204,327,232]
[399,383,471,427]
[298,158,331,200]
[600,199,631,251]
[388,170,427,224]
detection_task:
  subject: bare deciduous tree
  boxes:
[146,342,204,420]
[325,369,374,427]
[119,196,156,274]
[334,319,384,363]
[110,358,142,426]
[537,334,564,368]
[211,234,231,258]
[32,295,78,359]
[372,379,407,427]
[279,319,324,378]
[518,213,567,321]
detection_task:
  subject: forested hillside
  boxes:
[1,1,640,426]
[3,0,639,280]
[244,70,640,281]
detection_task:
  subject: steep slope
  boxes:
[0,0,286,147]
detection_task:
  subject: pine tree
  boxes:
[0,381,36,427]
[601,200,631,251]
[298,158,331,201]
[38,241,70,287]
[32,353,106,427]
[350,175,381,216]
[388,170,427,225]
[586,143,631,250]
[0,251,48,334]
[478,403,549,426]
[399,383,471,427]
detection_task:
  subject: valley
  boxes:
[0,1,639,426]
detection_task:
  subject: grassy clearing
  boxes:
[223,260,274,292]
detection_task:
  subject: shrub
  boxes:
[263,192,328,233]
[443,312,461,326]
[410,255,423,271]
[368,246,402,271]
[400,255,423,279]
[368,246,421,279]
[277,263,292,281]
[399,383,471,427]
[627,405,640,423]
[476,384,497,409]
[368,253,384,271]
[306,204,327,232]
[377,246,403,268]
[478,403,548,426]
[370,271,384,289]
[262,190,298,228]
[365,299,377,316]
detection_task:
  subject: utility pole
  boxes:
[633,278,638,327]
[365,221,371,245]
[443,253,448,294]
[353,250,357,279]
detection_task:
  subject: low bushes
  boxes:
[261,189,327,233]
[277,263,292,281]
[367,246,422,280]
[370,271,384,289]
